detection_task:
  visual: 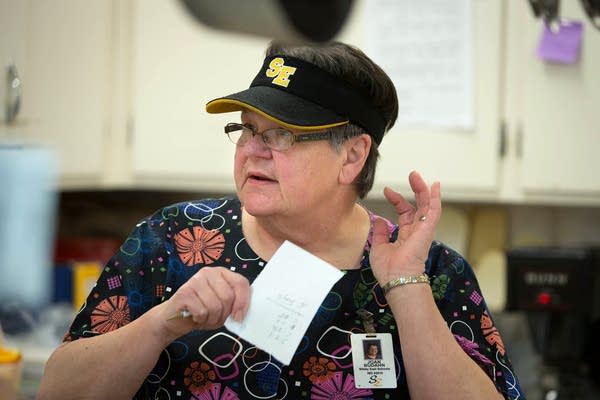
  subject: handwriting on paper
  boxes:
[225,240,343,364]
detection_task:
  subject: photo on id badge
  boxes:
[363,339,382,360]
[351,333,397,389]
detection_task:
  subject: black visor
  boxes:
[206,55,386,145]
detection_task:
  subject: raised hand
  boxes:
[370,171,441,286]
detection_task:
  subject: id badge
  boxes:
[350,333,397,389]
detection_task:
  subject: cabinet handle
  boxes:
[499,120,507,158]
[5,62,22,124]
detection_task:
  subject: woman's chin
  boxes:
[240,194,280,217]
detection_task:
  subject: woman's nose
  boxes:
[241,132,272,156]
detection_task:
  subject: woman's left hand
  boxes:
[370,171,441,285]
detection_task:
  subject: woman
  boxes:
[365,341,381,360]
[38,41,523,399]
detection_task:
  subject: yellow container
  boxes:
[73,261,103,310]
[0,346,22,400]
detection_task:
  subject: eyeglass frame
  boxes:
[224,122,334,151]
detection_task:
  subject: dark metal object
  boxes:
[179,0,354,42]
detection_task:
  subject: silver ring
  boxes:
[419,215,427,222]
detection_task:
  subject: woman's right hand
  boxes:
[156,266,251,340]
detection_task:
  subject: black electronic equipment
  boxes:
[506,247,600,399]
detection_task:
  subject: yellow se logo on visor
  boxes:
[266,57,297,87]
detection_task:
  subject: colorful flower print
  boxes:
[175,226,225,266]
[454,334,495,367]
[431,274,450,300]
[90,295,130,333]
[311,371,373,399]
[481,310,506,356]
[353,281,372,309]
[303,356,337,383]
[193,382,239,400]
[184,361,216,394]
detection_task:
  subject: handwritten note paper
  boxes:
[225,240,343,365]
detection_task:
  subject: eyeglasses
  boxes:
[224,122,333,151]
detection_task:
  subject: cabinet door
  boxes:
[509,1,600,199]
[0,1,28,136]
[344,0,504,200]
[26,1,112,186]
[131,0,269,192]
[0,1,112,186]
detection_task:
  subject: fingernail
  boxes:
[232,310,244,322]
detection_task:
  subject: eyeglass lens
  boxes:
[225,123,294,150]
[224,122,333,151]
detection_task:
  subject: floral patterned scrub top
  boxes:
[65,197,525,399]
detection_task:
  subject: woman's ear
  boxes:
[339,134,371,185]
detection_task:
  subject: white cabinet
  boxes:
[0,1,27,133]
[345,0,504,201]
[3,0,599,206]
[502,0,600,206]
[358,0,600,206]
[0,1,113,187]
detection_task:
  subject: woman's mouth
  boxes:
[247,173,276,183]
